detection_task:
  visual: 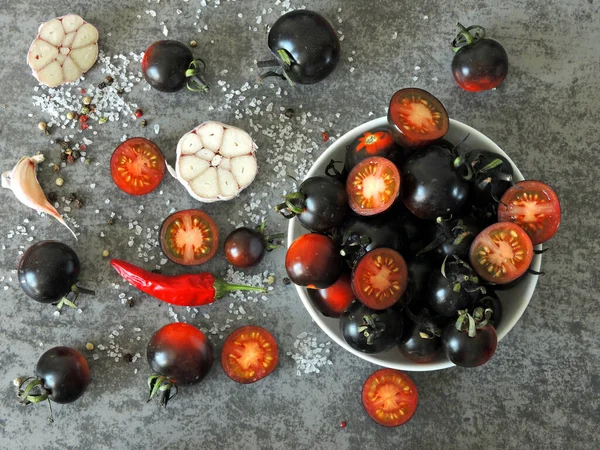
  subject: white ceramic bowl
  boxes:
[287,117,542,371]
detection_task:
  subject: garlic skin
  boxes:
[1,154,77,239]
[27,14,99,87]
[168,121,259,203]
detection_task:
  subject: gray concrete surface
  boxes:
[0,0,598,449]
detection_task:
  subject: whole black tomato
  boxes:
[285,234,343,288]
[34,346,90,404]
[401,144,470,220]
[260,10,340,84]
[276,176,347,233]
[405,255,435,305]
[147,323,213,386]
[426,259,481,317]
[224,225,283,269]
[340,301,403,354]
[464,150,515,207]
[473,289,503,328]
[336,208,407,269]
[418,216,481,264]
[18,241,80,303]
[307,271,354,318]
[443,318,498,367]
[399,319,442,364]
[142,40,208,92]
[451,24,508,92]
[344,127,406,173]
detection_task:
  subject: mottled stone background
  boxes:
[0,0,598,449]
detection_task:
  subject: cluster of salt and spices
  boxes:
[18,0,348,375]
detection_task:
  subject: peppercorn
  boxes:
[59,140,69,150]
[72,149,81,159]
[140,119,148,128]
[85,343,94,351]
[134,109,143,119]
[105,75,114,84]
[190,40,198,47]
[60,152,67,162]
[102,250,109,257]
[82,96,92,105]
[98,117,108,124]
[55,177,64,187]
[321,131,330,142]
[283,277,291,285]
[107,217,114,225]
[125,298,135,308]
[97,82,107,89]
[117,88,125,96]
[84,158,91,165]
[123,353,133,363]
[284,108,295,118]
[38,121,47,131]
[81,106,90,115]
[66,154,75,164]
[66,111,76,120]
[74,198,84,208]
[46,192,57,203]
[64,148,72,155]
[52,163,60,172]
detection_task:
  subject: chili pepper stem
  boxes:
[213,278,267,299]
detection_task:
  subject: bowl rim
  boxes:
[287,116,542,372]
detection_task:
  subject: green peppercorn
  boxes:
[99,117,108,124]
[81,106,90,115]
[140,119,148,128]
[82,96,92,105]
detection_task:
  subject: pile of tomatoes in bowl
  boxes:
[283,88,561,371]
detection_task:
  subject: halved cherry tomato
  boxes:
[352,248,408,310]
[307,272,354,318]
[497,180,561,245]
[221,326,279,384]
[346,156,400,216]
[469,222,534,284]
[110,137,166,195]
[387,88,449,148]
[160,209,219,266]
[362,368,418,427]
[344,127,402,173]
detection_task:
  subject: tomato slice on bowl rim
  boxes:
[160,209,219,266]
[352,247,408,310]
[362,368,418,427]
[110,137,166,195]
[387,88,449,148]
[497,180,561,245]
[469,221,534,284]
[221,325,279,384]
[346,156,400,216]
[307,272,354,318]
[354,129,395,155]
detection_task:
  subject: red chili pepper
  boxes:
[110,259,267,307]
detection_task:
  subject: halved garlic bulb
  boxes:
[27,14,99,87]
[168,121,258,203]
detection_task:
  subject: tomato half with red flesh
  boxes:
[221,326,279,384]
[160,209,219,266]
[352,248,408,310]
[110,137,166,195]
[497,180,561,245]
[346,156,400,216]
[362,368,418,427]
[307,272,354,318]
[285,233,343,289]
[469,222,534,284]
[388,88,449,148]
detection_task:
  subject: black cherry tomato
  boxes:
[497,180,561,245]
[34,346,90,404]
[147,323,213,386]
[442,314,498,367]
[362,369,418,427]
[285,234,343,288]
[469,222,534,284]
[224,228,265,268]
[221,326,279,384]
[451,24,508,92]
[387,88,449,148]
[346,156,401,216]
[351,248,408,310]
[276,176,347,233]
[142,40,208,92]
[160,209,219,266]
[344,127,404,172]
[307,272,354,318]
[110,137,166,196]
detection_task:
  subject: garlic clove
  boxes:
[180,132,204,155]
[38,19,65,47]
[71,23,99,49]
[62,56,81,83]
[70,44,98,72]
[179,156,210,182]
[196,122,224,152]
[231,155,258,188]
[217,168,239,198]
[61,14,84,33]
[220,128,254,158]
[2,155,77,239]
[27,39,58,71]
[189,167,219,200]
